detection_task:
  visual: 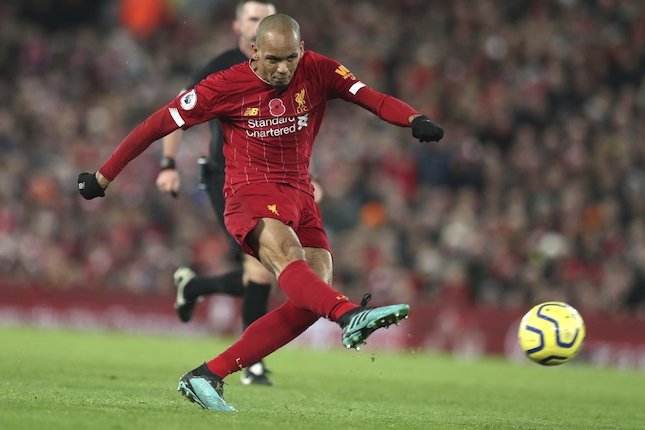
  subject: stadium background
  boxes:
[1,0,644,367]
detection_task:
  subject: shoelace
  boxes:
[339,293,374,329]
[360,293,372,307]
[193,364,228,392]
[206,375,227,396]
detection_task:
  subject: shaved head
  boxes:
[251,13,304,89]
[255,13,300,47]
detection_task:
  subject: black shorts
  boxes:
[204,167,243,260]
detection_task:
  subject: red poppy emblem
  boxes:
[269,98,286,117]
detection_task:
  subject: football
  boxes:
[518,302,586,366]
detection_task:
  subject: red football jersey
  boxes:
[98,51,417,188]
[168,51,405,197]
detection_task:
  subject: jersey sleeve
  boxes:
[313,52,418,127]
[98,74,230,181]
[167,73,229,130]
[313,52,364,100]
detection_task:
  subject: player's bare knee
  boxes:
[304,248,333,284]
[251,218,307,274]
[280,242,306,262]
[257,241,305,275]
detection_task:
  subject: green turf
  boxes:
[0,326,642,430]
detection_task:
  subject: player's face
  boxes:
[253,33,303,89]
[234,2,276,45]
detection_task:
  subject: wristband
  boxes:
[160,156,176,171]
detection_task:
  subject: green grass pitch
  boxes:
[1,326,643,430]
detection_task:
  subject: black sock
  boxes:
[242,281,271,329]
[184,269,245,301]
[338,309,357,328]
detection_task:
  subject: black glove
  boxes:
[411,115,444,142]
[78,172,106,200]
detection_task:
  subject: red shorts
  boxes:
[223,183,330,258]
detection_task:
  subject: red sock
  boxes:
[206,300,318,377]
[278,260,358,320]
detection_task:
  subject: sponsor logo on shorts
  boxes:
[267,204,279,215]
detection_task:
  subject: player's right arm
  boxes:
[78,77,226,200]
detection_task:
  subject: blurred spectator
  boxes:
[119,0,171,39]
[1,0,644,313]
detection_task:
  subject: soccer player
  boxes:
[77,14,443,412]
[156,0,277,386]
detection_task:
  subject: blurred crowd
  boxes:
[1,0,644,314]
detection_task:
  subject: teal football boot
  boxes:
[340,294,410,350]
[178,364,238,412]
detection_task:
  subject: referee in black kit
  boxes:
[156,0,276,386]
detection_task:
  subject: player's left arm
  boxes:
[318,53,443,142]
[349,86,443,143]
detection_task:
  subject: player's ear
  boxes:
[232,19,241,36]
[299,40,304,56]
[251,44,259,60]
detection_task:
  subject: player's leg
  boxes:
[302,246,333,284]
[208,246,335,377]
[247,190,409,343]
[179,296,319,410]
[298,190,411,349]
[241,254,273,329]
[177,226,406,410]
[201,221,334,377]
[239,253,274,385]
[213,247,335,377]
[174,170,246,321]
[204,166,278,383]
[278,223,410,350]
[248,218,360,318]
[178,188,408,410]
[174,267,244,322]
[199,220,407,377]
[299,245,409,348]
